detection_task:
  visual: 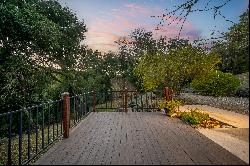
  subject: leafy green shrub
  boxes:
[180,108,210,125]
[159,99,182,116]
[235,72,249,97]
[191,70,240,96]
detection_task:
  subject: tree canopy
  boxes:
[134,44,221,91]
[0,0,87,112]
[212,9,249,74]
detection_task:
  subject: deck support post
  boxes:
[62,92,70,138]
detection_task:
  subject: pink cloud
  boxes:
[124,3,150,14]
[84,3,201,53]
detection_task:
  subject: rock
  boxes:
[161,109,166,115]
[214,125,221,128]
[170,113,177,117]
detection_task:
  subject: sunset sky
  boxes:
[58,0,249,53]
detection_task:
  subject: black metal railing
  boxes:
[95,90,164,112]
[69,92,92,128]
[0,89,165,165]
[0,92,94,165]
[0,100,64,165]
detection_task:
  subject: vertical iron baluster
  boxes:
[8,112,13,165]
[78,96,81,119]
[105,92,107,109]
[18,111,22,165]
[53,103,55,142]
[111,91,113,109]
[82,95,84,118]
[61,101,63,134]
[78,97,80,120]
[42,106,44,149]
[81,96,83,119]
[73,97,76,126]
[48,103,50,145]
[79,96,81,119]
[141,94,143,112]
[57,101,59,138]
[114,92,116,109]
[122,91,124,111]
[136,93,138,112]
[77,96,79,122]
[36,106,38,154]
[130,92,132,104]
[76,97,78,123]
[27,109,31,160]
[156,94,159,111]
[93,90,96,112]
[84,93,87,115]
[150,92,154,111]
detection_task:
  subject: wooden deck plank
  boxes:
[35,112,247,165]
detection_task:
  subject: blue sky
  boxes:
[58,0,249,53]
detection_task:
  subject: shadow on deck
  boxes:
[35,112,246,165]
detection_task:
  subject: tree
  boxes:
[167,38,189,50]
[0,0,87,112]
[115,28,168,90]
[134,45,221,91]
[212,9,249,74]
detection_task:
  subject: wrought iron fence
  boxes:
[0,100,64,165]
[94,90,164,112]
[0,89,166,165]
[0,92,93,165]
[69,92,92,128]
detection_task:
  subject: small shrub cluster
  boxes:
[159,99,183,116]
[191,70,240,96]
[180,108,210,125]
[235,72,249,97]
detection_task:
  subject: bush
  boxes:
[235,72,249,97]
[159,99,182,116]
[191,70,240,96]
[180,108,210,125]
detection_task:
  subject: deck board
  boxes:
[35,112,247,165]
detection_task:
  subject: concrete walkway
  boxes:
[179,105,249,164]
[179,105,249,128]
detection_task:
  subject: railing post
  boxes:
[62,92,70,138]
[124,88,128,112]
[93,90,96,112]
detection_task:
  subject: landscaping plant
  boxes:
[159,99,183,116]
[180,108,210,125]
[191,70,240,96]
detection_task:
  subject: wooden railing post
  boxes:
[62,92,70,138]
[124,88,128,112]
[93,90,96,112]
[164,87,174,102]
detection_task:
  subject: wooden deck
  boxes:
[35,112,246,165]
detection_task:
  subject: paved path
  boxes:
[179,104,249,164]
[35,112,246,165]
[179,105,249,128]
